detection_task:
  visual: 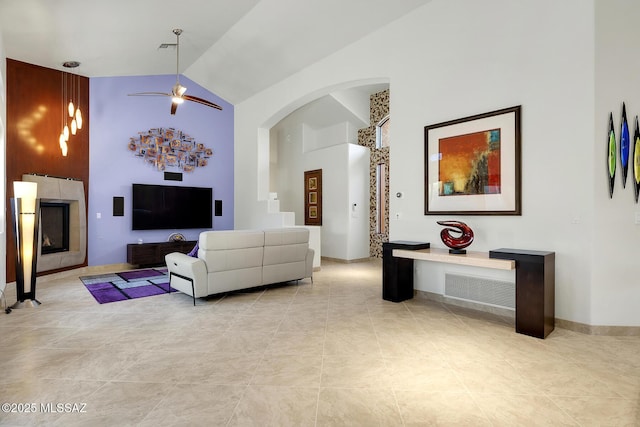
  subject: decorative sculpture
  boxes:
[634,116,640,203]
[621,103,630,188]
[437,220,474,254]
[608,112,616,198]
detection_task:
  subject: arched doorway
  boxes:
[263,81,389,261]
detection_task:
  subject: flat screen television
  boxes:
[132,183,212,230]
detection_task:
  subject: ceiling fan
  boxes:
[128,29,222,115]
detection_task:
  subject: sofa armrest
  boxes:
[165,252,208,299]
[305,248,315,280]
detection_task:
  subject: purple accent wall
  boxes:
[88,74,234,266]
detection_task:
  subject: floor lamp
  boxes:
[11,181,41,309]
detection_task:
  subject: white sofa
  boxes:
[165,228,314,305]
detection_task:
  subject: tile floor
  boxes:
[0,259,639,426]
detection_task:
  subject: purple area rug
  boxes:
[80,267,175,304]
[118,268,165,281]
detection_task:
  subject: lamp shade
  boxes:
[12,181,39,299]
[75,108,83,129]
[13,181,38,210]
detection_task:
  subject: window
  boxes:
[374,115,390,235]
[375,116,390,149]
[376,163,386,234]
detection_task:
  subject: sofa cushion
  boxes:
[263,228,309,246]
[199,230,265,274]
[199,230,264,251]
[201,247,264,273]
[263,228,309,266]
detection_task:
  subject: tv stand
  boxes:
[127,240,197,267]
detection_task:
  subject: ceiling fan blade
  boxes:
[128,92,172,97]
[171,101,178,115]
[183,95,223,110]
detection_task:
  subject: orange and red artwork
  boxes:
[438,128,501,196]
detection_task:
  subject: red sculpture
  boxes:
[437,220,474,254]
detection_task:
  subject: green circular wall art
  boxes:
[128,127,213,172]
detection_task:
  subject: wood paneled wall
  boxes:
[5,58,90,283]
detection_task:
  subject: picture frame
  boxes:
[304,169,322,225]
[424,105,521,215]
[308,177,317,190]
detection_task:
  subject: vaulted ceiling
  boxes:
[0,0,431,104]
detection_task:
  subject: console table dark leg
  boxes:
[382,241,430,303]
[490,249,555,339]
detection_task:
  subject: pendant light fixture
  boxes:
[59,72,68,156]
[59,61,82,156]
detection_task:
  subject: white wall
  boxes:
[390,0,595,325]
[592,0,640,326]
[234,0,638,326]
[272,123,305,218]
[346,143,370,260]
[302,143,369,260]
[309,122,358,150]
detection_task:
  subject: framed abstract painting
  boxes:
[424,105,522,215]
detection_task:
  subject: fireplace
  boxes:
[22,174,87,273]
[40,202,70,255]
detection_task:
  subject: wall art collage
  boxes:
[127,127,213,172]
[304,169,322,226]
[607,103,640,202]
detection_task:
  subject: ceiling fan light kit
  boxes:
[128,29,222,115]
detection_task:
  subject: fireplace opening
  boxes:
[41,202,70,255]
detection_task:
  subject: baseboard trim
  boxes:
[321,256,375,264]
[554,318,640,336]
[415,290,640,336]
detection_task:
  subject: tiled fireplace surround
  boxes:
[22,174,87,273]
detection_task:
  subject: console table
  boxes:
[127,240,197,267]
[384,243,555,339]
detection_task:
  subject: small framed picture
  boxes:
[308,177,317,190]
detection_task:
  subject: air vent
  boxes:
[445,273,515,310]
